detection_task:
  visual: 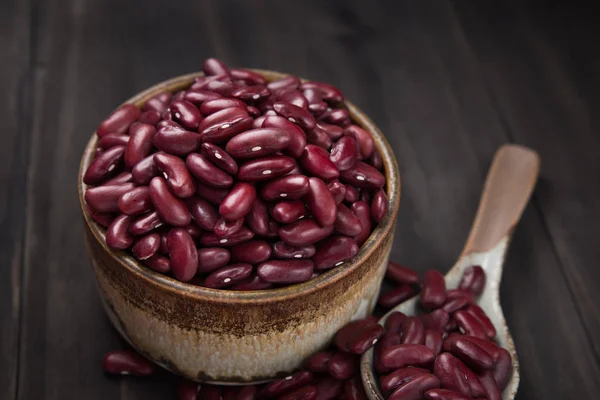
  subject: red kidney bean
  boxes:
[85,204,115,227]
[459,266,486,296]
[302,88,325,110]
[424,330,443,356]
[129,211,163,236]
[421,309,450,333]
[98,133,129,149]
[203,58,230,76]
[177,379,200,400]
[231,240,271,264]
[300,82,344,103]
[313,236,358,270]
[360,190,371,204]
[344,185,359,203]
[102,350,155,376]
[424,389,472,400]
[493,347,512,389]
[334,319,374,352]
[131,233,160,260]
[203,80,240,97]
[246,105,260,118]
[442,297,469,314]
[305,177,336,226]
[327,180,346,205]
[106,214,134,249]
[370,148,383,170]
[446,289,475,303]
[256,259,314,284]
[454,310,487,339]
[124,124,155,172]
[184,89,222,105]
[465,304,496,338]
[380,344,435,370]
[276,90,308,109]
[200,98,246,115]
[198,107,253,144]
[253,115,267,128]
[167,228,198,282]
[232,85,271,102]
[219,182,256,220]
[279,385,317,400]
[237,155,296,181]
[214,217,244,238]
[305,351,333,373]
[421,270,448,309]
[262,115,307,158]
[371,189,388,223]
[339,162,384,189]
[385,261,419,285]
[186,153,233,188]
[326,351,357,380]
[157,120,182,129]
[154,153,196,198]
[153,125,199,156]
[204,263,253,289]
[200,142,239,175]
[158,231,169,254]
[267,76,300,92]
[344,125,374,159]
[261,174,309,201]
[351,200,372,246]
[83,146,125,185]
[449,336,495,371]
[478,371,501,400]
[300,145,339,180]
[316,122,344,140]
[131,154,158,185]
[152,91,172,103]
[245,197,270,235]
[185,197,219,231]
[260,370,313,398]
[400,317,426,345]
[139,110,161,126]
[305,125,333,150]
[185,224,202,240]
[169,100,203,130]
[97,104,140,137]
[378,285,419,309]
[384,312,407,334]
[380,367,430,395]
[315,376,343,400]
[433,353,472,396]
[272,241,315,259]
[196,183,229,204]
[143,254,171,273]
[143,98,169,114]
[118,186,152,215]
[149,177,191,227]
[230,69,266,85]
[388,374,440,400]
[374,332,402,373]
[199,226,254,247]
[319,109,351,127]
[279,219,334,246]
[104,171,133,186]
[330,135,359,171]
[85,182,136,213]
[273,102,316,130]
[333,204,362,236]
[197,247,231,273]
[231,274,272,290]
[345,323,384,354]
[344,376,368,400]
[226,128,291,159]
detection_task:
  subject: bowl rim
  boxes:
[78,69,401,304]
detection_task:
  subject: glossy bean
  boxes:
[371,189,388,223]
[272,241,315,259]
[106,214,134,249]
[129,211,163,236]
[334,319,375,352]
[278,219,334,246]
[245,198,270,236]
[334,204,362,236]
[344,185,360,203]
[83,146,125,185]
[401,316,425,345]
[433,353,472,396]
[449,337,495,371]
[200,98,246,115]
[143,254,171,273]
[262,115,306,158]
[421,270,448,309]
[237,155,296,181]
[203,58,230,76]
[327,180,346,205]
[231,240,272,264]
[424,389,471,400]
[351,200,372,246]
[317,122,344,140]
[384,311,407,333]
[305,125,333,149]
[131,233,160,260]
[185,197,219,231]
[454,310,487,339]
[345,323,384,354]
[261,174,309,201]
[170,100,202,130]
[230,69,266,85]
[385,261,419,285]
[139,110,161,126]
[246,105,260,118]
[378,284,419,309]
[198,107,253,144]
[380,344,435,370]
[231,274,272,290]
[318,108,350,126]
[330,135,359,171]
[200,142,239,175]
[478,371,501,400]
[253,115,267,128]
[374,332,402,373]
[85,183,136,213]
[313,236,358,270]
[154,153,196,198]
[465,304,496,338]
[231,85,271,102]
[277,89,308,109]
[327,352,358,380]
[300,145,339,180]
[102,350,155,376]
[85,204,115,227]
[153,125,199,156]
[167,228,198,282]
[214,217,244,238]
[98,133,129,149]
[446,289,475,303]
[420,309,450,333]
[303,88,325,111]
[131,154,159,185]
[104,172,133,186]
[267,76,300,92]
[273,102,316,130]
[149,177,191,227]
[370,148,383,170]
[425,330,443,357]
[225,128,290,159]
[157,120,182,129]
[184,89,222,105]
[143,98,169,114]
[219,182,256,220]
[197,247,231,273]
[442,297,469,314]
[459,266,486,296]
[344,125,374,159]
[494,347,512,390]
[118,186,152,215]
[204,263,253,289]
[256,259,314,284]
[360,190,372,204]
[97,104,140,137]
[196,183,229,204]
[199,226,254,247]
[380,367,430,395]
[339,161,384,189]
[305,177,337,226]
[305,351,333,373]
[259,370,313,398]
[300,82,344,103]
[186,153,233,188]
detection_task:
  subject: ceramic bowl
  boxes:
[78,70,401,383]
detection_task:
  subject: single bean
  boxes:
[389,374,440,400]
[231,85,271,102]
[345,323,384,354]
[378,284,419,309]
[386,261,419,285]
[98,133,129,149]
[261,174,309,201]
[454,310,487,339]
[185,197,219,231]
[186,153,233,188]
[197,247,231,273]
[143,98,169,114]
[433,353,472,397]
[123,124,155,173]
[370,148,383,170]
[300,145,339,180]
[144,254,171,273]
[374,332,402,373]
[184,89,222,105]
[424,389,471,400]
[401,316,425,345]
[384,311,407,333]
[477,371,501,400]
[149,177,191,227]
[442,297,469,314]
[465,304,496,338]
[305,177,337,226]
[272,241,315,259]
[225,128,291,159]
[259,370,313,398]
[313,236,358,270]
[446,289,475,303]
[85,204,115,227]
[204,263,253,289]
[131,154,159,185]
[102,350,155,376]
[200,98,246,115]
[85,183,136,213]
[199,226,254,247]
[106,214,134,249]
[203,58,230,76]
[302,88,325,112]
[153,125,199,156]
[315,376,343,400]
[185,224,202,240]
[97,104,140,137]
[198,385,223,400]
[104,171,133,186]
[421,270,448,309]
[237,155,296,181]
[343,376,368,400]
[319,108,350,126]
[83,146,125,185]
[344,125,374,159]
[231,274,272,291]
[305,125,333,149]
[129,210,163,236]
[198,107,253,144]
[214,217,244,238]
[276,90,308,109]
[256,259,314,284]
[273,102,316,130]
[494,347,512,390]
[118,186,152,215]
[305,351,334,373]
[420,309,450,333]
[139,110,161,126]
[262,115,306,158]
[371,189,389,223]
[380,344,435,370]
[344,185,359,203]
[219,182,256,220]
[317,122,344,140]
[278,219,334,246]
[196,183,229,204]
[278,385,317,400]
[200,142,239,175]
[327,351,358,380]
[351,200,372,246]
[327,180,346,205]
[203,79,240,97]
[334,319,375,352]
[424,330,443,357]
[253,115,267,128]
[449,337,495,371]
[177,380,200,400]
[132,233,160,260]
[170,100,203,130]
[267,76,300,92]
[339,161,385,189]
[231,240,272,264]
[330,135,359,171]
[154,153,196,198]
[300,82,344,103]
[167,228,198,282]
[459,266,486,295]
[230,69,266,85]
[245,198,270,236]
[334,204,362,236]
[380,367,429,396]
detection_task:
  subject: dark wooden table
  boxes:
[2,0,599,398]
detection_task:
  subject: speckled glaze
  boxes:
[78,70,401,384]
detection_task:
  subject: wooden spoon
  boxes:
[360,144,540,400]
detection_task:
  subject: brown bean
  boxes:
[374,332,402,373]
[85,204,115,227]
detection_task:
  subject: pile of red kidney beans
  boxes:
[103,262,512,400]
[84,58,388,289]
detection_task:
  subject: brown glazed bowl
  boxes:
[78,70,401,384]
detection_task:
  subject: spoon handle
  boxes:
[461,144,540,256]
